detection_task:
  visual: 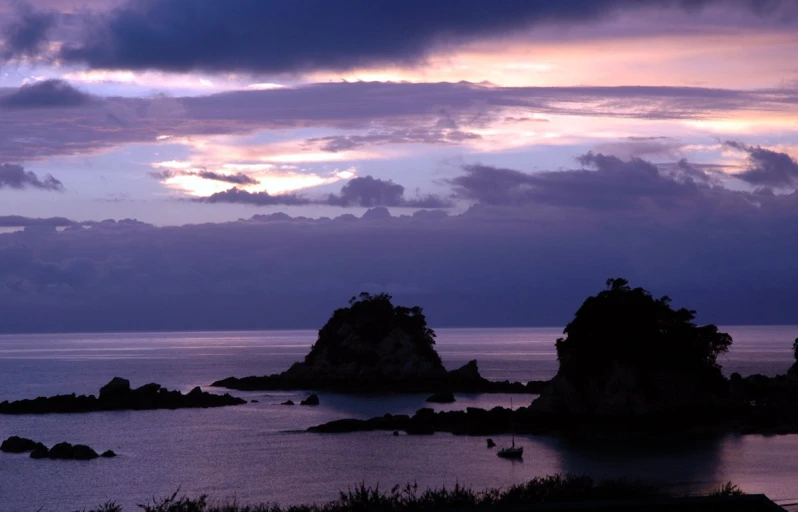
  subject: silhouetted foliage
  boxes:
[793,338,798,362]
[555,279,732,379]
[307,292,440,367]
[80,474,706,511]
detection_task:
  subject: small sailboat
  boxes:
[497,398,524,459]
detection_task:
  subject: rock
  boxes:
[487,438,496,448]
[393,431,400,436]
[0,379,246,415]
[300,394,320,406]
[29,445,48,459]
[101,450,117,458]
[447,360,481,382]
[99,377,130,400]
[1,436,40,453]
[426,391,455,403]
[250,399,259,403]
[71,444,99,460]
[281,400,295,406]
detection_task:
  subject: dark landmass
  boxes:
[2,436,115,460]
[79,474,770,512]
[309,280,798,436]
[426,391,455,403]
[212,293,545,394]
[0,377,246,415]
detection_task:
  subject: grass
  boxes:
[74,474,744,512]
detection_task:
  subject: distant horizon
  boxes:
[1,323,796,337]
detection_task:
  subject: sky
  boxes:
[1,0,798,332]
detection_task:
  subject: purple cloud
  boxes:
[325,176,452,208]
[1,159,797,333]
[0,79,93,109]
[196,188,310,206]
[725,140,798,187]
[0,163,63,191]
[48,0,797,73]
[3,81,796,162]
[1,1,55,61]
[194,176,452,209]
[149,169,259,186]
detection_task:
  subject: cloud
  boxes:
[50,0,796,73]
[195,188,310,206]
[194,175,452,209]
[724,140,798,187]
[307,128,481,152]
[0,215,75,227]
[0,163,63,191]
[1,1,55,61]
[0,79,93,109]
[3,80,797,162]
[149,168,259,185]
[1,155,798,333]
[325,176,452,208]
[450,152,717,210]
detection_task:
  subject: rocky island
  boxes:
[309,279,798,436]
[0,377,246,414]
[213,292,545,394]
[1,436,116,460]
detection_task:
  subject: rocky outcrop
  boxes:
[300,394,320,406]
[1,436,45,453]
[426,391,455,403]
[213,359,546,394]
[212,294,543,394]
[0,378,246,414]
[530,363,732,416]
[2,436,109,460]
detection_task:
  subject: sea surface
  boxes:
[0,326,797,511]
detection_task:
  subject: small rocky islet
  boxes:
[212,292,546,394]
[1,436,116,460]
[308,279,798,437]
[0,377,246,415]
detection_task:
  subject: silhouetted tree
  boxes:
[793,338,798,363]
[307,292,440,366]
[555,278,732,380]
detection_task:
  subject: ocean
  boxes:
[0,326,797,511]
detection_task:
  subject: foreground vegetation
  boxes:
[75,474,744,512]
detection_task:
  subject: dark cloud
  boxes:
[325,176,452,208]
[194,176,452,209]
[149,168,259,185]
[0,163,63,191]
[0,215,75,227]
[1,2,55,60]
[0,79,92,109]
[195,170,258,185]
[451,152,712,209]
[50,0,795,73]
[196,188,310,206]
[1,156,798,333]
[724,140,798,187]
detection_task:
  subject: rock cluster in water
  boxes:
[1,436,116,460]
[0,377,246,414]
[212,293,545,394]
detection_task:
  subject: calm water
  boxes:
[0,326,797,511]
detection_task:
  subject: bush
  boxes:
[76,474,735,511]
